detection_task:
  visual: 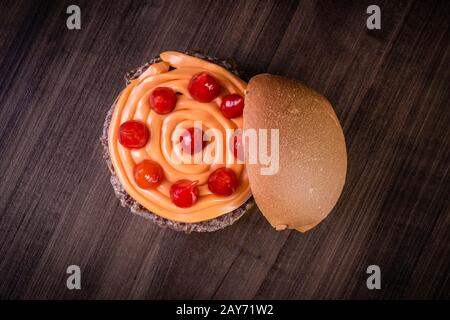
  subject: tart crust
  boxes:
[100,52,255,233]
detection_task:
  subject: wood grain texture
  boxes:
[0,0,448,299]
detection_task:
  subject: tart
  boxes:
[101,51,254,233]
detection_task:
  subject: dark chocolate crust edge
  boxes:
[100,52,255,233]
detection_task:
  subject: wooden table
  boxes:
[0,0,448,299]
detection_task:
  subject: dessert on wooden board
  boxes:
[101,51,347,233]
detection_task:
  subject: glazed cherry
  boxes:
[180,127,207,155]
[220,94,244,118]
[134,159,164,189]
[188,72,221,102]
[149,87,177,114]
[170,180,199,208]
[119,120,150,148]
[230,131,244,161]
[208,167,238,196]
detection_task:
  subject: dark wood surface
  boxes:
[0,0,448,299]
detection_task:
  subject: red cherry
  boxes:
[179,127,207,155]
[188,72,221,102]
[230,131,244,161]
[134,159,164,189]
[170,180,199,208]
[119,120,150,148]
[149,87,177,114]
[220,94,244,118]
[208,167,238,196]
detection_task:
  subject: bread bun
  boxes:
[244,74,347,232]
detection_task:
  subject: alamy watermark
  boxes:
[66,5,81,30]
[367,5,381,30]
[366,265,381,290]
[66,265,81,290]
[163,121,279,176]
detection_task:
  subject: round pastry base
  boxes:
[100,53,255,233]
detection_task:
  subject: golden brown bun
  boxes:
[244,74,347,232]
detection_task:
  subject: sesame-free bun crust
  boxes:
[244,74,347,232]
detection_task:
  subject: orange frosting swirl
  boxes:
[108,52,252,223]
